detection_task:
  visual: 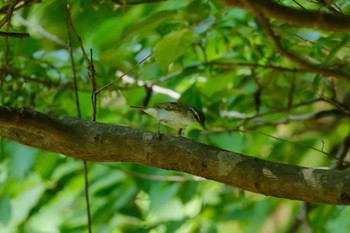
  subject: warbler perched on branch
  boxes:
[130,102,205,137]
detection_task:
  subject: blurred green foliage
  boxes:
[1,0,350,232]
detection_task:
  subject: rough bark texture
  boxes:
[1,106,350,205]
[223,0,350,32]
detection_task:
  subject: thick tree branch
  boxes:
[223,0,350,32]
[1,106,350,205]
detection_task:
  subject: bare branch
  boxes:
[0,0,40,15]
[333,134,350,169]
[113,0,166,6]
[315,0,343,15]
[66,5,93,230]
[223,0,350,32]
[0,0,19,29]
[95,53,152,95]
[285,202,315,233]
[65,9,90,66]
[205,61,305,73]
[241,1,350,82]
[0,31,29,38]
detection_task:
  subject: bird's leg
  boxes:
[178,128,183,136]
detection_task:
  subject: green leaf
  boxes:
[207,132,244,152]
[149,182,180,212]
[7,142,37,179]
[179,83,203,108]
[194,16,216,34]
[154,28,195,70]
[0,196,11,224]
[122,11,177,42]
[11,175,45,229]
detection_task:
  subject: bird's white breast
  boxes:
[157,108,194,129]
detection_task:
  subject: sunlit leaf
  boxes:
[154,28,195,70]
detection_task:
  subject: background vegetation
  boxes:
[1,0,350,232]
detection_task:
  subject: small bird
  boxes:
[130,102,205,137]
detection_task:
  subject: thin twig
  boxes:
[143,84,153,107]
[95,52,152,95]
[252,71,262,115]
[315,0,343,15]
[89,49,97,121]
[285,202,314,233]
[207,127,349,163]
[83,161,92,233]
[292,0,307,10]
[319,94,350,115]
[236,128,331,158]
[287,77,295,110]
[66,6,81,118]
[204,127,330,159]
[0,1,16,87]
[84,49,95,233]
[66,4,92,233]
[333,133,350,169]
[223,0,350,32]
[221,98,324,122]
[209,107,350,163]
[114,0,166,5]
[224,109,346,128]
[65,8,90,64]
[241,0,350,82]
[148,61,305,88]
[0,31,29,38]
[0,0,19,29]
[204,61,305,73]
[0,0,39,14]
